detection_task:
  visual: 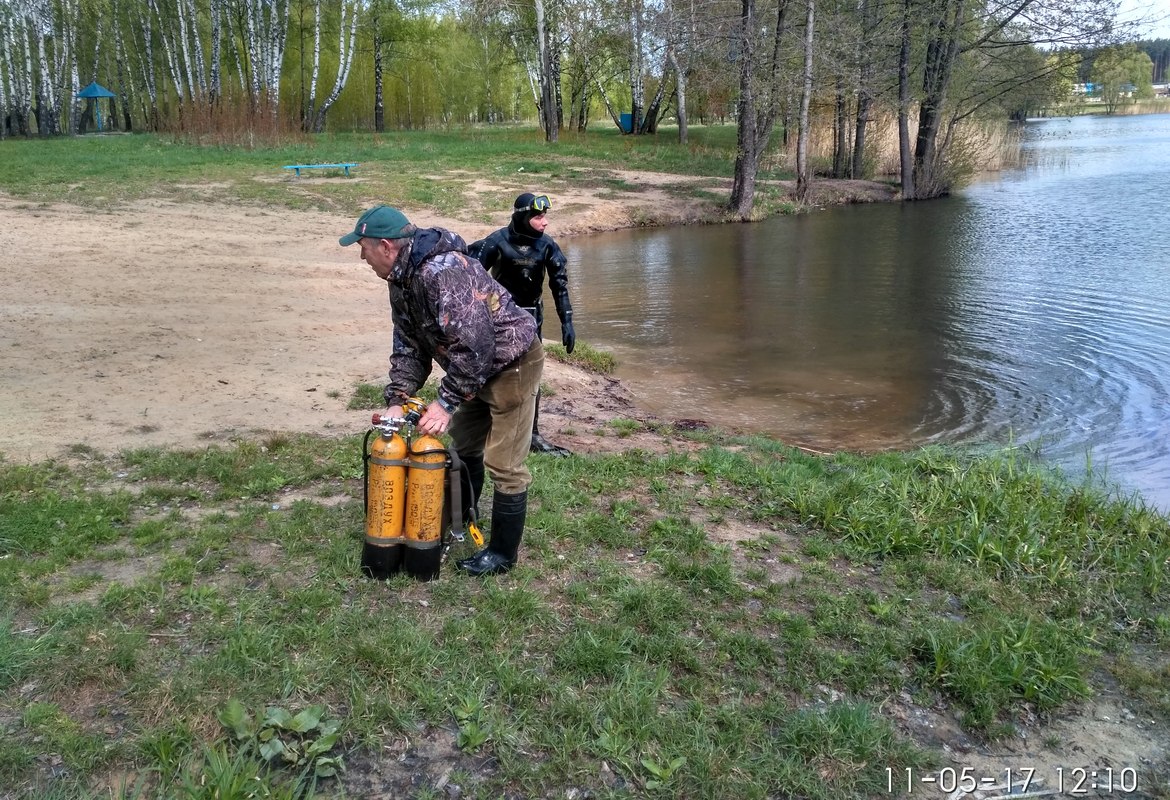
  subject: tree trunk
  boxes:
[639,65,670,134]
[243,0,263,111]
[833,76,847,177]
[553,45,563,131]
[852,0,875,178]
[729,0,759,218]
[593,75,624,130]
[175,0,199,100]
[210,0,222,104]
[149,0,187,107]
[310,0,358,132]
[69,30,81,134]
[897,0,914,199]
[568,65,584,130]
[306,0,322,129]
[535,0,557,141]
[270,0,290,118]
[795,0,815,203]
[35,26,60,135]
[132,2,160,129]
[669,47,687,144]
[914,0,965,198]
[113,1,134,131]
[7,15,33,135]
[730,0,790,217]
[853,89,872,179]
[374,21,384,133]
[0,41,7,139]
[629,0,645,134]
[186,0,208,97]
[226,5,247,105]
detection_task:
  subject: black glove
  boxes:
[562,321,576,354]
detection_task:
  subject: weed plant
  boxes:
[2,422,1168,798]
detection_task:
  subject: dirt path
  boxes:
[0,183,725,462]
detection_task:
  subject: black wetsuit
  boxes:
[469,222,573,344]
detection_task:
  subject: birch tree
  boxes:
[0,15,8,137]
[2,6,35,135]
[236,0,290,114]
[304,0,358,131]
[210,0,222,102]
[663,0,698,143]
[627,0,646,131]
[131,0,160,127]
[146,0,187,107]
[30,0,60,133]
[111,0,133,129]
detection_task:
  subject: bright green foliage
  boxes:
[219,699,345,778]
[1092,45,1158,110]
[913,617,1091,729]
[450,692,493,751]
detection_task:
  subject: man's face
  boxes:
[527,213,549,234]
[357,237,398,280]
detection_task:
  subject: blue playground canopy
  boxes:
[76,82,116,131]
[77,81,116,99]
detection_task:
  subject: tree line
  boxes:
[0,0,1152,210]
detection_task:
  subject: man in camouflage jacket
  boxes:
[340,205,543,577]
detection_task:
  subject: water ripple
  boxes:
[569,114,1170,511]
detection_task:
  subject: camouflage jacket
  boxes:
[383,227,536,412]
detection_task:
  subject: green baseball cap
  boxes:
[339,205,412,246]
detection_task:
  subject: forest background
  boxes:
[2,0,1170,218]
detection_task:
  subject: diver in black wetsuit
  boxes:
[470,192,576,456]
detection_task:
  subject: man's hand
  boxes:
[562,321,576,354]
[418,401,452,436]
[386,404,405,422]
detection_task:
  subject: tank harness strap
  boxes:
[444,450,464,561]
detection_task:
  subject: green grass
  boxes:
[0,126,759,218]
[2,425,1169,798]
[547,340,618,374]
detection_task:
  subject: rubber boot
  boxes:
[457,490,527,576]
[529,392,572,457]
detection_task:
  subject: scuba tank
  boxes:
[362,397,475,582]
[403,433,447,581]
[361,413,409,579]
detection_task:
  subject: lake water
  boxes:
[560,113,1170,511]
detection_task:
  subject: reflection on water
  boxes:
[558,114,1170,511]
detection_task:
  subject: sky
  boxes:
[1118,0,1170,39]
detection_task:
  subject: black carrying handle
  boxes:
[361,428,376,518]
[446,449,464,550]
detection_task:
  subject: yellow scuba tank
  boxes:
[362,413,409,579]
[404,432,447,581]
